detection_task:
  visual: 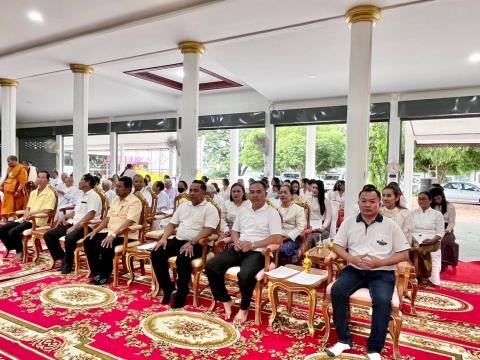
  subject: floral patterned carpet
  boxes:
[0,244,479,359]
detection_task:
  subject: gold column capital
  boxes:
[69,64,94,74]
[345,5,381,26]
[178,41,205,55]
[0,78,19,87]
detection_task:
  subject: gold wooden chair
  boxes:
[112,192,149,286]
[321,251,410,360]
[61,186,109,275]
[166,197,221,307]
[21,185,58,263]
[208,201,281,325]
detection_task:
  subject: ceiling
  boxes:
[1,0,480,124]
[411,118,480,144]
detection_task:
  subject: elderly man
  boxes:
[133,174,152,208]
[0,155,28,215]
[56,175,81,214]
[83,176,142,285]
[205,181,282,324]
[102,179,116,205]
[151,180,219,308]
[44,174,102,274]
[163,179,177,209]
[0,171,56,260]
[326,186,410,360]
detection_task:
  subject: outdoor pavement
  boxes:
[453,203,480,262]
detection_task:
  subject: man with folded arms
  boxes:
[205,181,282,324]
[326,186,410,360]
[0,171,55,260]
[150,180,219,308]
[83,176,142,285]
[44,174,102,274]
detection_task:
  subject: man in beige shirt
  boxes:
[84,176,142,285]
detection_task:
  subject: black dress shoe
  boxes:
[161,287,176,305]
[89,275,101,284]
[172,293,187,309]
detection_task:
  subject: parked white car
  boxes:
[280,172,300,182]
[442,182,480,204]
[323,173,344,192]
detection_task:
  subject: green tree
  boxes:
[200,130,230,178]
[239,128,265,174]
[315,125,346,174]
[414,146,480,182]
[275,126,306,175]
[368,123,388,189]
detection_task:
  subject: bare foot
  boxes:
[222,300,233,320]
[233,309,248,325]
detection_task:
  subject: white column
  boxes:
[387,94,401,182]
[70,64,93,182]
[344,5,381,216]
[230,128,239,182]
[0,79,18,174]
[264,103,275,178]
[168,147,176,178]
[178,41,204,185]
[305,125,316,178]
[109,131,117,176]
[404,121,415,209]
[55,134,63,175]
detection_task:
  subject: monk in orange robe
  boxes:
[0,155,28,215]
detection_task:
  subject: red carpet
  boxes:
[441,261,480,284]
[0,247,479,359]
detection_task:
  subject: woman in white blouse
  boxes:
[430,187,458,271]
[327,180,345,236]
[278,184,307,264]
[411,191,445,287]
[219,183,251,239]
[306,180,331,247]
[381,184,414,244]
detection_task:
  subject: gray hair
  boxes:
[102,179,112,191]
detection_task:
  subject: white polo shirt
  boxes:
[170,199,220,242]
[334,213,410,271]
[69,189,103,225]
[232,203,282,252]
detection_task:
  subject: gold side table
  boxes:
[266,264,328,336]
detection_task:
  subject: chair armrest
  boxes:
[15,210,27,216]
[127,224,144,231]
[86,219,102,225]
[30,213,49,219]
[60,206,75,215]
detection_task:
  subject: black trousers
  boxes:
[150,237,203,297]
[44,224,87,269]
[84,232,126,279]
[205,247,264,310]
[0,221,32,253]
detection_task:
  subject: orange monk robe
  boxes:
[1,164,28,214]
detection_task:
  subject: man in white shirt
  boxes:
[326,186,410,360]
[152,181,171,214]
[49,170,62,188]
[44,174,102,274]
[151,180,219,308]
[133,174,152,208]
[205,181,282,324]
[164,179,178,208]
[56,175,81,213]
[102,179,117,205]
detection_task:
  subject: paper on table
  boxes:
[288,271,327,285]
[266,266,300,279]
[137,242,156,251]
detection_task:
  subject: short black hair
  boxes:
[93,175,101,185]
[223,178,230,186]
[154,180,165,191]
[418,191,432,200]
[358,184,381,200]
[82,173,96,188]
[250,180,267,191]
[178,180,188,189]
[307,179,316,185]
[191,180,206,191]
[118,176,133,189]
[38,170,50,180]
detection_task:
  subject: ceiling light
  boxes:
[468,53,480,63]
[27,10,44,23]
[308,75,317,79]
